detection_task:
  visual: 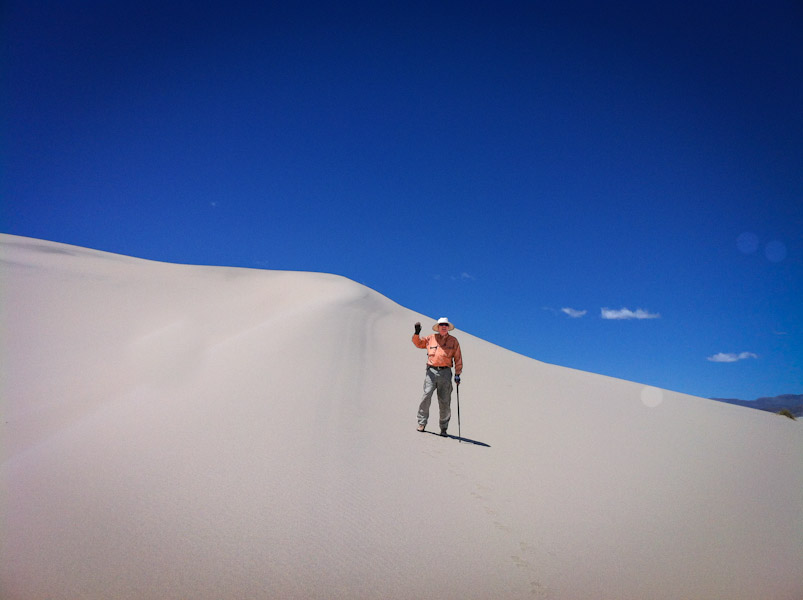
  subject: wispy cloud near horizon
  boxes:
[434,272,476,281]
[561,307,587,318]
[707,352,758,363]
[601,308,660,320]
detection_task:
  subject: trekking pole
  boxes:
[456,382,461,443]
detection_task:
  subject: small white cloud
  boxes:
[561,307,587,318]
[459,272,475,281]
[707,352,758,363]
[601,307,660,320]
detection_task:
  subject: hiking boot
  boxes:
[440,429,448,437]
[417,424,425,432]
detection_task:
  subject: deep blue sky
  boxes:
[4,1,802,400]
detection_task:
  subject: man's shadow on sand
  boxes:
[423,430,490,447]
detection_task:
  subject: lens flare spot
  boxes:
[765,240,787,263]
[641,386,664,408]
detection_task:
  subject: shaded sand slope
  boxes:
[2,234,801,599]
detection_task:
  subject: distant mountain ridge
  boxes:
[710,394,803,418]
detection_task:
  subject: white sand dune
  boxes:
[2,233,801,599]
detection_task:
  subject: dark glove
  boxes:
[414,322,421,335]
[454,374,461,385]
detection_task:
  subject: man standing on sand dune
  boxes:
[411,317,462,436]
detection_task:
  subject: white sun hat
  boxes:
[432,317,455,331]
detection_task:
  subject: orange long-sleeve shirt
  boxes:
[412,333,462,375]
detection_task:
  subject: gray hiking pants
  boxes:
[417,366,452,429]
